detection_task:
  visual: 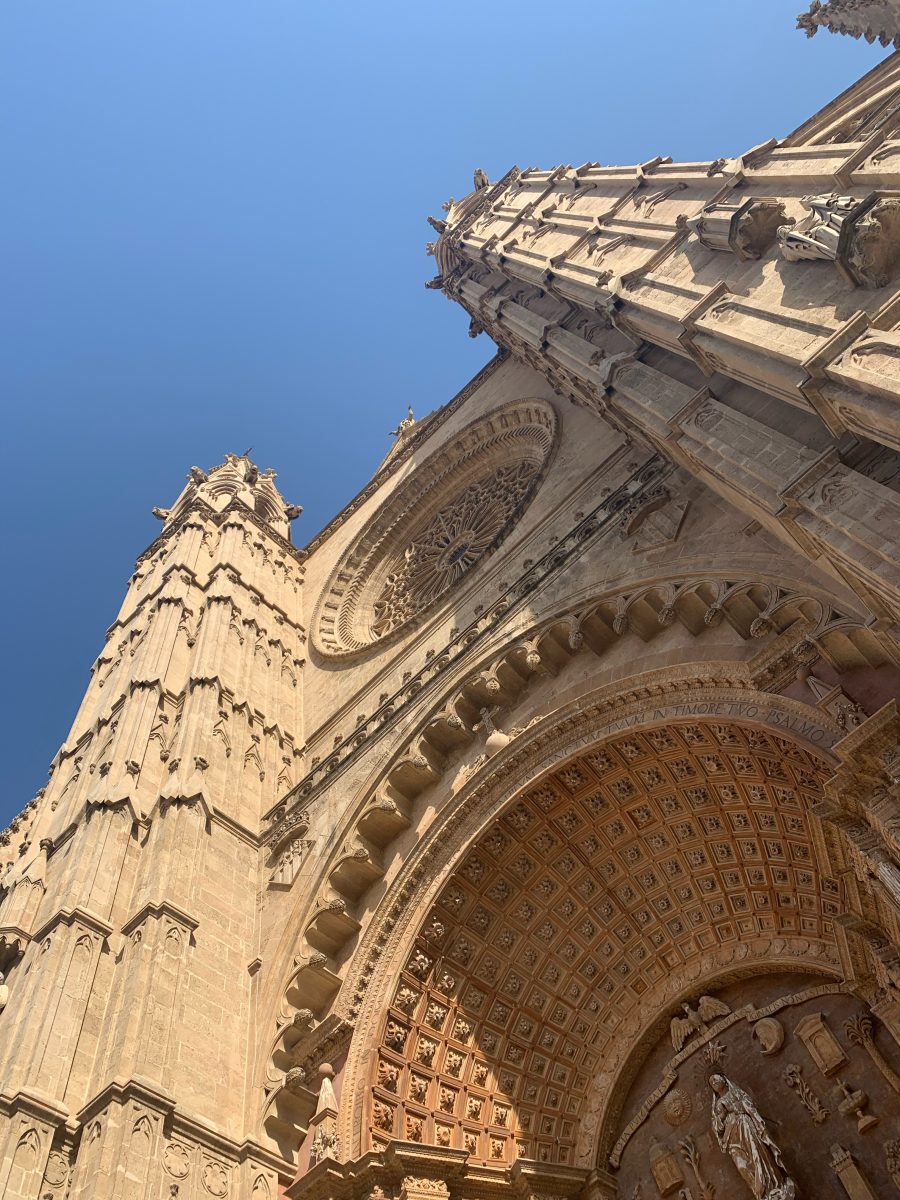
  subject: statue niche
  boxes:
[608,971,900,1199]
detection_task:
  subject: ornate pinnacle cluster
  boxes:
[797,0,900,46]
[152,452,302,540]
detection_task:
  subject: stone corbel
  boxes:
[685,197,789,260]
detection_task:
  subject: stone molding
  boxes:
[267,457,672,829]
[302,352,509,557]
[286,1139,590,1200]
[312,399,558,660]
[120,900,200,938]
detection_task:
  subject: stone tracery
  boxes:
[370,459,541,640]
[313,400,556,657]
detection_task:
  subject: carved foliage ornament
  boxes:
[314,401,557,657]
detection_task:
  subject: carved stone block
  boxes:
[649,1140,683,1196]
[838,191,900,288]
[830,1144,878,1200]
[686,198,789,260]
[795,1012,848,1076]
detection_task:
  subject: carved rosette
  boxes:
[313,401,557,657]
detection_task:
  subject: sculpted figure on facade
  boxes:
[709,1074,796,1200]
[670,995,731,1052]
[4,23,900,1200]
[777,193,858,262]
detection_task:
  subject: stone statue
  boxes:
[709,1073,796,1200]
[777,193,857,262]
[390,406,416,438]
[670,994,731,1051]
[0,972,7,1013]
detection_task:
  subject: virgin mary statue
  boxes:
[709,1073,796,1200]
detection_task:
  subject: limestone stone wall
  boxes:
[1,47,900,1200]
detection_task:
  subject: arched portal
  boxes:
[361,718,843,1170]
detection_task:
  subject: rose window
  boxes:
[370,461,540,639]
[314,400,556,657]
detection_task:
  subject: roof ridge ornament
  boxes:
[389,406,416,439]
[152,451,302,540]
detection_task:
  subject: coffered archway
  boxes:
[359,717,845,1173]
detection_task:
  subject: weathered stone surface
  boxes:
[2,41,900,1200]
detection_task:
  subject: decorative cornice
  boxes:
[0,1086,71,1127]
[285,1142,590,1200]
[31,905,114,945]
[136,494,307,571]
[76,1075,176,1126]
[121,900,199,937]
[108,558,307,640]
[72,1076,295,1175]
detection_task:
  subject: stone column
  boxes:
[830,1144,878,1200]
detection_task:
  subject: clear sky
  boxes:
[0,2,887,819]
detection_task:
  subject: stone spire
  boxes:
[153,452,302,541]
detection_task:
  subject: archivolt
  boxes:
[258,569,891,1161]
[333,672,847,1166]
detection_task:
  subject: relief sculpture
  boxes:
[708,1074,796,1200]
[670,995,731,1052]
[777,193,857,262]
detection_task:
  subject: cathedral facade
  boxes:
[2,42,900,1200]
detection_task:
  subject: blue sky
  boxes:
[0,3,886,818]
